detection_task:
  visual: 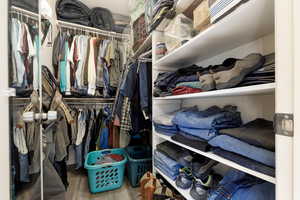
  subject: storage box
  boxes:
[193,0,211,32]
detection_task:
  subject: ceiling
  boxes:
[81,0,130,16]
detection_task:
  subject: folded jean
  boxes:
[171,132,210,152]
[212,148,275,177]
[154,123,177,130]
[172,86,202,95]
[220,118,275,151]
[154,160,179,180]
[178,127,216,141]
[172,105,242,130]
[157,142,192,167]
[209,135,275,167]
[155,126,178,136]
[208,169,275,200]
[154,150,182,172]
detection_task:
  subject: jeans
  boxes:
[220,118,275,151]
[208,170,275,200]
[212,148,275,177]
[179,127,216,140]
[171,132,210,152]
[139,62,151,115]
[209,135,275,167]
[154,150,182,172]
[120,62,138,99]
[154,160,179,180]
[172,105,242,130]
[157,142,192,167]
[19,153,30,182]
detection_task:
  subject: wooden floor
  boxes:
[66,171,139,200]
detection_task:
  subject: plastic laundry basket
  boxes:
[84,148,127,193]
[125,146,152,187]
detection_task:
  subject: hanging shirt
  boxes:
[12,19,26,87]
[60,41,68,93]
[87,37,97,95]
[33,35,40,90]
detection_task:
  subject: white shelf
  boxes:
[154,83,275,100]
[133,33,152,59]
[155,133,276,184]
[155,167,193,200]
[155,0,274,67]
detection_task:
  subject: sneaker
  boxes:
[175,168,194,189]
[213,53,265,89]
[192,159,218,180]
[190,175,213,200]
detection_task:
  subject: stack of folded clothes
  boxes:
[148,0,175,32]
[208,169,275,200]
[238,53,275,87]
[153,53,275,97]
[154,150,182,180]
[157,141,193,167]
[172,105,242,141]
[209,118,275,177]
[153,111,178,136]
[154,65,206,97]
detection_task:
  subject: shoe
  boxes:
[140,172,155,199]
[144,178,161,200]
[192,159,218,180]
[213,53,265,89]
[175,168,194,189]
[190,175,213,200]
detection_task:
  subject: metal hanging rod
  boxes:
[57,20,129,40]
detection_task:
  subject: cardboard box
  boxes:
[193,0,211,31]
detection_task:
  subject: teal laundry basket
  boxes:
[125,146,152,187]
[84,148,127,193]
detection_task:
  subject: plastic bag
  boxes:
[164,14,193,52]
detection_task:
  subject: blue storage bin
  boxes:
[125,146,152,187]
[84,148,127,193]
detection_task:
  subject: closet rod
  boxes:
[57,20,129,40]
[11,6,39,18]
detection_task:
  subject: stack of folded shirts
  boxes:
[153,111,178,136]
[149,0,175,32]
[209,118,275,177]
[154,65,205,97]
[172,105,242,141]
[238,53,275,87]
[154,150,182,180]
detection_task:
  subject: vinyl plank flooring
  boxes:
[66,171,139,200]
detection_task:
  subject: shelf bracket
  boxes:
[275,113,294,137]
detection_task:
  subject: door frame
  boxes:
[0,0,11,199]
[293,0,300,199]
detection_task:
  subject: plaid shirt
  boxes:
[120,97,132,135]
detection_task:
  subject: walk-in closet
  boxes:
[0,0,299,200]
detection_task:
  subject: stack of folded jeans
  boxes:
[157,141,193,167]
[172,105,242,141]
[238,53,275,87]
[154,150,182,180]
[208,169,275,200]
[153,111,178,136]
[154,65,205,97]
[209,118,276,176]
